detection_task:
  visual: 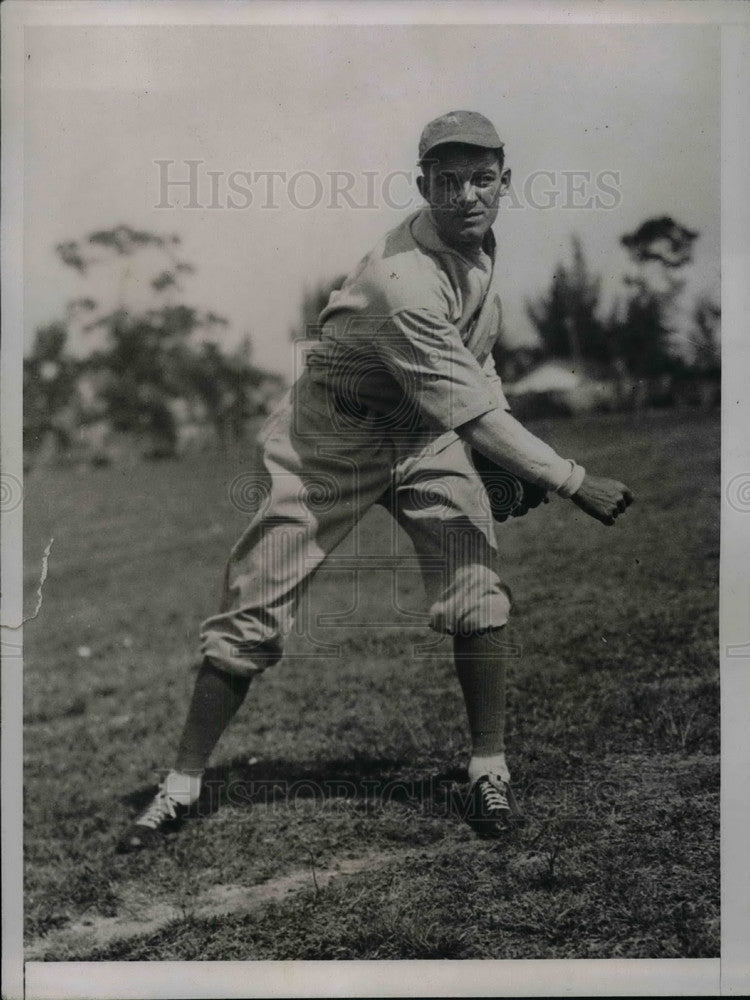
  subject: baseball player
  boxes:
[118,111,633,852]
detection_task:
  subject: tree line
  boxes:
[517,218,719,397]
[24,226,281,465]
[25,215,719,467]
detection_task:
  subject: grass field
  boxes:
[22,407,720,960]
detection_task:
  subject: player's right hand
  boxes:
[571,474,634,526]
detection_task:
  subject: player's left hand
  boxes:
[471,449,549,522]
[510,478,550,518]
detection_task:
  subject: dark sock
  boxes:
[174,659,252,773]
[453,629,507,756]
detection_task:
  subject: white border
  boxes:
[1,3,26,1000]
[1,0,748,27]
[23,958,721,999]
[3,2,748,998]
[720,21,750,1000]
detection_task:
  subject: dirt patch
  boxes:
[25,847,419,960]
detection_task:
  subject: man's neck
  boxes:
[431,215,494,259]
[444,231,494,264]
[412,208,495,263]
[446,235,484,255]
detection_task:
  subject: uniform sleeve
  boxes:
[482,351,511,411]
[374,309,501,432]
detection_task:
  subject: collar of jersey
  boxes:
[410,207,496,264]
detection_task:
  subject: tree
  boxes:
[611,216,701,388]
[620,216,698,270]
[54,225,232,455]
[689,293,720,375]
[526,237,612,363]
[23,321,84,461]
[606,293,678,383]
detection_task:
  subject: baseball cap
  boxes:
[418,110,504,161]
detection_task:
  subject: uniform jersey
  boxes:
[305,208,510,434]
[200,209,565,676]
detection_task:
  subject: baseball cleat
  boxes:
[116,786,189,853]
[460,773,525,838]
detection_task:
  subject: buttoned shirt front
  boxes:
[305,208,510,434]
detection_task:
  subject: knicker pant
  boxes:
[200,376,512,677]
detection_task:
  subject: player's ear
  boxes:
[499,167,511,196]
[417,158,437,202]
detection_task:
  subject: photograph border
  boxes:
[2,2,747,997]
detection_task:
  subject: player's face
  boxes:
[418,146,510,251]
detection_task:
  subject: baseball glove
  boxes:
[471,449,550,522]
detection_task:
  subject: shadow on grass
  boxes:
[122,754,469,818]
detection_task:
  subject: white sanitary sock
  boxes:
[468,754,510,784]
[163,769,203,805]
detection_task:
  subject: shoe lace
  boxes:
[137,789,181,829]
[479,777,509,812]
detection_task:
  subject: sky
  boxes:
[24,22,720,379]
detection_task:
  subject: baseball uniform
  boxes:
[200,207,555,677]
